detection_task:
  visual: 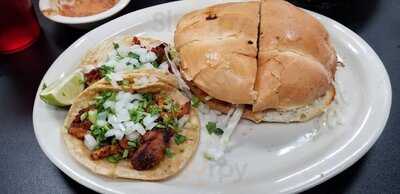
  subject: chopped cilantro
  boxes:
[151,61,159,68]
[191,96,200,108]
[147,104,161,116]
[121,80,129,86]
[90,125,108,143]
[206,122,224,136]
[99,65,115,77]
[122,149,129,158]
[113,42,119,50]
[79,77,85,85]
[112,42,122,59]
[128,139,139,149]
[162,116,179,132]
[142,93,154,103]
[129,109,145,123]
[95,91,116,112]
[88,110,97,123]
[117,80,130,87]
[174,134,187,145]
[106,154,122,163]
[128,52,139,59]
[165,148,174,158]
[80,112,88,121]
[164,97,179,116]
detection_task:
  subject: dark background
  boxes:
[0,0,399,193]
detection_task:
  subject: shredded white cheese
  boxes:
[84,134,97,150]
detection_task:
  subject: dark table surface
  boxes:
[1,0,399,193]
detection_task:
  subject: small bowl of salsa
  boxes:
[39,0,131,29]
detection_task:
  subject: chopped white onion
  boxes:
[105,129,124,140]
[142,63,154,69]
[123,121,135,134]
[104,59,118,67]
[139,51,157,63]
[126,131,140,141]
[114,62,126,72]
[127,101,139,110]
[112,73,123,81]
[159,62,169,72]
[132,123,146,135]
[107,114,118,124]
[220,105,244,145]
[204,147,224,161]
[207,110,218,123]
[97,112,107,121]
[220,108,234,129]
[199,103,210,114]
[131,94,143,101]
[116,109,130,122]
[114,101,124,112]
[103,100,115,109]
[130,46,147,56]
[118,46,130,57]
[143,114,159,130]
[84,134,97,150]
[96,120,107,127]
[128,58,139,66]
[203,105,244,161]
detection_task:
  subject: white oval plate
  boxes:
[32,1,392,193]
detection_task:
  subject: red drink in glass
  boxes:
[0,0,41,54]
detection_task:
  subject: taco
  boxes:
[63,70,200,180]
[80,36,176,88]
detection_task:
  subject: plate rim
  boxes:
[32,1,392,193]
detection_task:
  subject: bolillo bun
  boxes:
[175,2,259,104]
[174,0,337,123]
[254,0,337,111]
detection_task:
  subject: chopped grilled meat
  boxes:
[70,119,91,130]
[119,137,129,149]
[163,128,174,144]
[176,102,190,118]
[84,68,102,87]
[151,43,166,64]
[155,94,166,107]
[69,108,92,139]
[130,130,166,170]
[68,127,88,140]
[132,36,141,45]
[155,95,190,119]
[141,130,162,142]
[128,150,136,159]
[90,144,122,160]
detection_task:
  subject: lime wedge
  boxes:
[40,71,85,107]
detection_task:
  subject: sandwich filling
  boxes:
[174,0,337,122]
